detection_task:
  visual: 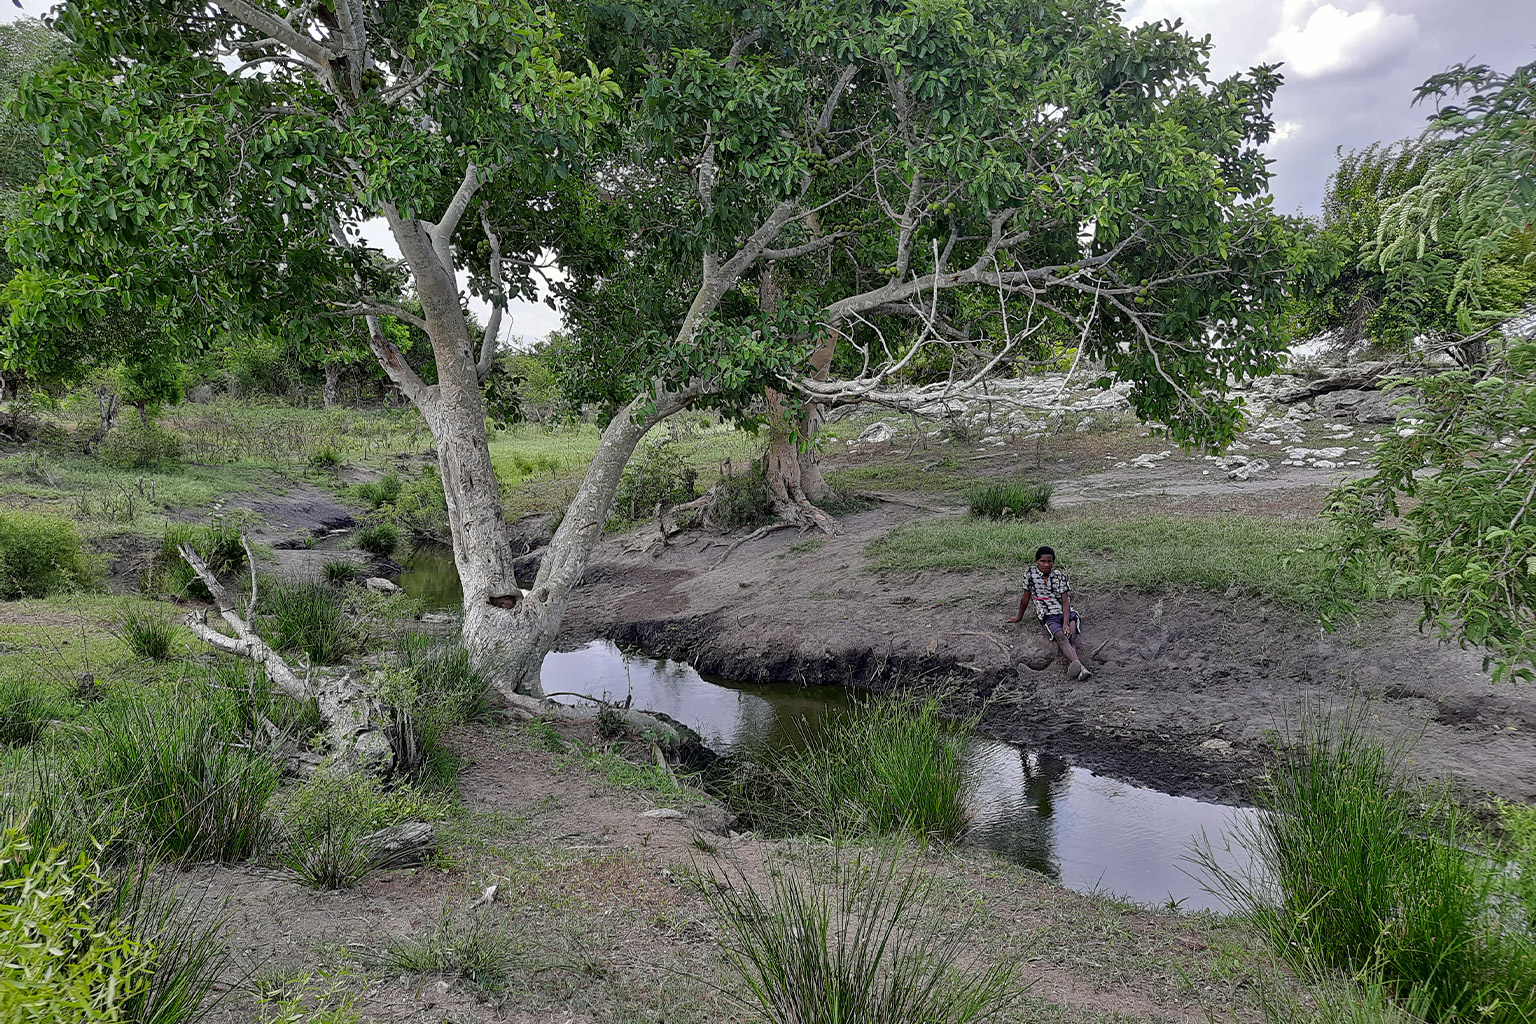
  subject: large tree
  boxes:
[556,0,1297,525]
[6,0,1296,698]
[1325,59,1536,679]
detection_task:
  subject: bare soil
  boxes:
[557,428,1536,807]
[193,719,1287,1024]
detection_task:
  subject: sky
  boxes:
[5,0,1535,339]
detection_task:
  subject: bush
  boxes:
[97,420,183,471]
[1198,707,1536,1024]
[355,521,400,556]
[967,480,1051,520]
[732,695,971,840]
[155,519,246,599]
[89,694,281,862]
[613,438,696,523]
[110,606,179,660]
[711,467,775,530]
[0,825,231,1024]
[0,510,95,599]
[698,847,1017,1024]
[308,446,343,469]
[256,577,357,665]
[274,770,448,890]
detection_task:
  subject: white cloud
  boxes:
[1271,120,1303,143]
[1264,3,1419,79]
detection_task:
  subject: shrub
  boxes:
[256,577,357,665]
[710,467,775,530]
[613,438,696,523]
[698,848,1017,1024]
[1198,707,1536,1024]
[355,521,400,556]
[89,694,282,862]
[110,606,179,660]
[97,420,183,471]
[967,481,1051,520]
[0,510,95,599]
[732,695,971,840]
[274,770,448,890]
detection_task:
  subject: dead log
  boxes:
[360,821,434,869]
[1266,361,1429,403]
[177,543,392,768]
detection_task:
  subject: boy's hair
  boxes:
[1035,545,1055,561]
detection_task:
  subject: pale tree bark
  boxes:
[322,363,342,408]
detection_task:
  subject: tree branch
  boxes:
[216,0,337,66]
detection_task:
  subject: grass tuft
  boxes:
[730,694,971,840]
[109,606,179,660]
[354,521,400,556]
[697,847,1019,1024]
[367,908,526,1001]
[0,677,66,746]
[966,480,1051,520]
[1197,705,1536,1023]
[256,577,357,665]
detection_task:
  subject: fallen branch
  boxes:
[178,541,392,768]
[857,491,962,515]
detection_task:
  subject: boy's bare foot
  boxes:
[1071,660,1093,680]
[1006,615,1021,623]
[1067,660,1083,680]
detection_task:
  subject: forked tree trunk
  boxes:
[384,210,690,700]
[763,321,839,529]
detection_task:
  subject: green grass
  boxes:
[696,846,1019,1024]
[353,521,399,556]
[868,512,1337,605]
[85,689,282,862]
[108,605,181,660]
[730,695,971,840]
[0,509,98,599]
[273,770,451,890]
[966,481,1051,520]
[383,637,493,786]
[256,577,358,665]
[365,908,527,1001]
[0,676,69,745]
[1197,707,1536,1024]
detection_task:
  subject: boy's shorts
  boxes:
[1042,610,1080,639]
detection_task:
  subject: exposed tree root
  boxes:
[712,522,797,567]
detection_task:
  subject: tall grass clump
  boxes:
[0,676,67,746]
[698,847,1018,1024]
[733,695,971,840]
[256,576,357,665]
[88,695,281,862]
[354,521,400,556]
[110,606,180,660]
[1198,706,1536,1023]
[0,509,96,598]
[351,471,402,509]
[381,637,492,786]
[966,481,1051,520]
[97,419,183,471]
[366,908,525,1001]
[273,769,449,890]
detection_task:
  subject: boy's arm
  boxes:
[1007,592,1031,623]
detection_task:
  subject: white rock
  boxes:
[857,422,895,444]
[641,808,685,819]
[365,577,403,594]
[1314,460,1338,469]
[1229,458,1270,481]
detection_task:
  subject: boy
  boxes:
[1007,545,1092,680]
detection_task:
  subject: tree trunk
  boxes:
[383,211,691,700]
[322,363,342,408]
[87,385,120,451]
[763,322,838,528]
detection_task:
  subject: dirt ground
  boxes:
[557,428,1536,807]
[191,720,1289,1024]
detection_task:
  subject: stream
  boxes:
[401,545,1263,911]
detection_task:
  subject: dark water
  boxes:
[399,544,463,610]
[542,640,1263,912]
[398,546,1262,910]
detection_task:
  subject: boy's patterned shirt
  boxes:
[1023,565,1070,620]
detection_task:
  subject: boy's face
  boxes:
[1036,552,1055,574]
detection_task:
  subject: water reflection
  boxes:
[542,640,1263,911]
[399,544,462,610]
